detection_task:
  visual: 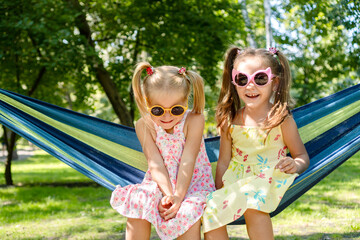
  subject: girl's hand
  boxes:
[158,196,172,219]
[162,195,182,221]
[275,157,298,174]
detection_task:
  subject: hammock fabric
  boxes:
[0,84,359,225]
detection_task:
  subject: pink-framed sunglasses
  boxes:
[232,67,275,87]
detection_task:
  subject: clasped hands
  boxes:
[158,195,182,221]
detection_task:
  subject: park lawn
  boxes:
[0,150,359,240]
[0,151,126,240]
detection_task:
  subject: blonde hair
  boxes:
[216,47,293,131]
[132,62,205,120]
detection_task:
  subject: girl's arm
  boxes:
[277,116,310,174]
[215,124,232,189]
[163,113,205,220]
[135,118,173,196]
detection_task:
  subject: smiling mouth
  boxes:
[160,120,173,124]
[246,93,260,98]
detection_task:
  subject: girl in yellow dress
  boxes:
[203,47,310,240]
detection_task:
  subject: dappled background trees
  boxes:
[2,0,359,122]
[1,0,359,184]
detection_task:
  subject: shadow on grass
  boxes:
[228,231,360,240]
[0,181,102,188]
[15,228,124,240]
[276,231,360,240]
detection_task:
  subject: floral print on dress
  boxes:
[202,125,298,232]
[110,111,215,240]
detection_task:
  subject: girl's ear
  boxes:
[272,76,280,92]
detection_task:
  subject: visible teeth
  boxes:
[247,93,258,97]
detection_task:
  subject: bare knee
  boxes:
[177,219,201,240]
[204,225,229,240]
[126,218,151,240]
[244,209,273,240]
[244,209,270,222]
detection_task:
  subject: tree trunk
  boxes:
[3,33,46,185]
[238,0,257,48]
[3,127,17,185]
[130,31,141,121]
[96,66,134,127]
[68,0,134,127]
[65,89,73,110]
[28,66,46,96]
[264,0,273,49]
[28,34,47,96]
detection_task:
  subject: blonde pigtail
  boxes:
[185,70,205,114]
[132,62,153,118]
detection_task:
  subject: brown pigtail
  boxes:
[262,49,293,132]
[216,47,242,129]
[273,50,292,107]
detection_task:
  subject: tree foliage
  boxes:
[1,0,93,108]
[274,0,360,105]
[1,0,359,120]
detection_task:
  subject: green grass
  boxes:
[0,151,126,240]
[1,150,359,239]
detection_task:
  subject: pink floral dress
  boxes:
[110,111,215,240]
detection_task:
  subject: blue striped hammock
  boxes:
[0,84,359,224]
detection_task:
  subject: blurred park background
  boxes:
[1,0,359,239]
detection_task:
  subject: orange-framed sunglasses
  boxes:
[147,103,188,117]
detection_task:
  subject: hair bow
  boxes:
[178,67,186,75]
[146,67,154,75]
[269,47,278,55]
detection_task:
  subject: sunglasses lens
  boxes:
[171,106,185,116]
[254,72,269,85]
[151,107,164,116]
[235,73,248,86]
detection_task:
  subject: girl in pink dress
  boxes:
[110,62,215,240]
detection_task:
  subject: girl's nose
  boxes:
[163,110,172,118]
[246,80,256,88]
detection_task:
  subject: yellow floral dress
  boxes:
[202,125,298,232]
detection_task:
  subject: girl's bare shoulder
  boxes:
[184,112,205,136]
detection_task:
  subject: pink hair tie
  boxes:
[269,47,278,55]
[269,47,281,64]
[146,67,154,75]
[178,67,186,75]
